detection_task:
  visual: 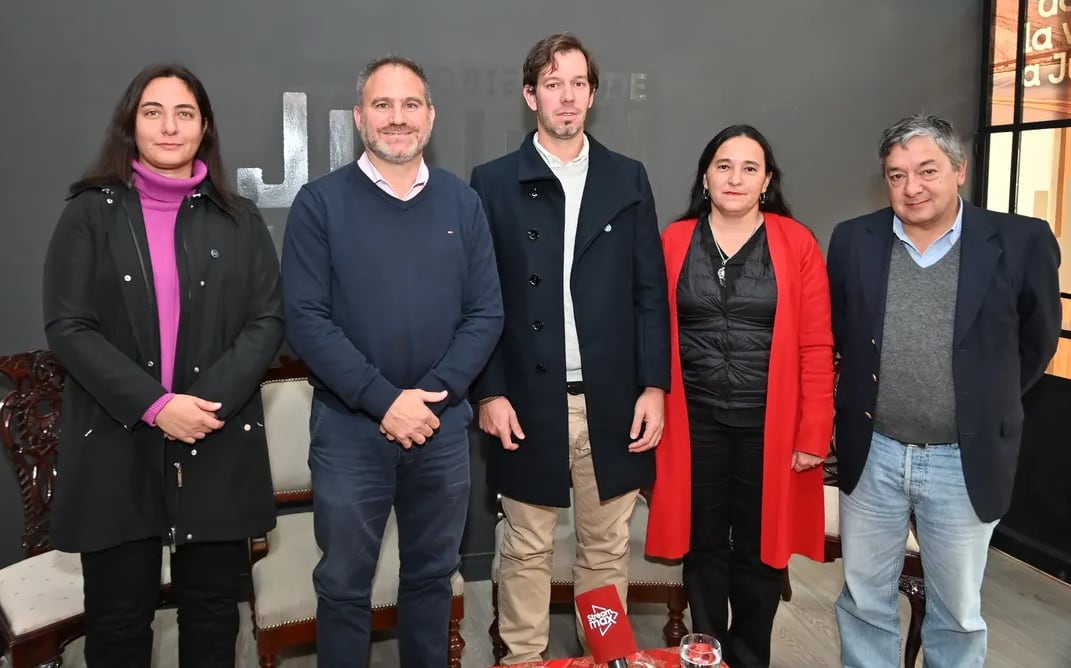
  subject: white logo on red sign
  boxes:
[586,604,619,637]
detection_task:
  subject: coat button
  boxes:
[531,320,544,331]
[871,339,877,346]
[864,411,873,419]
[210,249,219,258]
[123,275,132,282]
[193,366,200,373]
[527,229,540,241]
[872,374,877,382]
[186,533,194,540]
[529,274,541,286]
[535,364,547,374]
[191,449,197,456]
[147,360,154,368]
[244,424,252,431]
[200,280,205,287]
[528,188,539,199]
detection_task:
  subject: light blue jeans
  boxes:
[835,431,998,668]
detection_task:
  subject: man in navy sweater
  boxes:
[281,56,503,667]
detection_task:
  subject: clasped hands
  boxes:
[156,394,224,444]
[378,389,449,449]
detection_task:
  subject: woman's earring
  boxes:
[759,191,767,205]
[702,187,710,201]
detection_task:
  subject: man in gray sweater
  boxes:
[826,113,1061,668]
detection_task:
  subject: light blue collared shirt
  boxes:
[891,197,963,268]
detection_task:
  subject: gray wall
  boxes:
[0,0,982,569]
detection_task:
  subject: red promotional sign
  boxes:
[574,584,638,665]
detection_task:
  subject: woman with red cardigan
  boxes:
[646,125,834,668]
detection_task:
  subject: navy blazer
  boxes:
[827,202,1060,522]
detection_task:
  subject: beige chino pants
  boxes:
[497,393,639,663]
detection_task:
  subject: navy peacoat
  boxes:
[470,132,670,506]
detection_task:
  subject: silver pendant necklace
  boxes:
[710,215,764,287]
[712,240,730,286]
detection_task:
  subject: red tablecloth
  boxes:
[495,647,728,667]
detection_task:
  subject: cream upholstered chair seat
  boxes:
[0,548,170,636]
[252,511,464,631]
[823,484,920,552]
[0,350,176,667]
[251,366,466,667]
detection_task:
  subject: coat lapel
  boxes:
[516,132,558,185]
[860,211,895,346]
[574,135,640,260]
[954,204,1001,345]
[515,131,641,261]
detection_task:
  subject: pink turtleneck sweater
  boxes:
[132,159,209,425]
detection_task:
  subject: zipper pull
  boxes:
[169,526,177,553]
[174,461,183,488]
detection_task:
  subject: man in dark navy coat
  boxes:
[827,113,1060,668]
[469,33,669,663]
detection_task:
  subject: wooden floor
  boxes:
[53,548,1071,667]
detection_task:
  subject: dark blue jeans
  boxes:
[308,397,471,668]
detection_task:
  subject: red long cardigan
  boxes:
[645,214,834,568]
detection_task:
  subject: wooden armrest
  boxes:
[250,534,269,564]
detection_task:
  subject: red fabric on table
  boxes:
[493,647,730,667]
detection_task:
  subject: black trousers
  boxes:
[80,537,248,668]
[682,413,784,668]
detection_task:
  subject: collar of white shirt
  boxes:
[891,196,964,267]
[356,151,429,201]
[533,132,590,169]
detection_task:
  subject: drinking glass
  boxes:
[679,632,722,667]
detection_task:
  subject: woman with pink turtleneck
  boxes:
[43,64,282,668]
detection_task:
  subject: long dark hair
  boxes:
[70,63,237,212]
[676,124,793,222]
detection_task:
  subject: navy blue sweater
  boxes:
[281,162,503,421]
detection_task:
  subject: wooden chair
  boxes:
[0,350,173,667]
[820,452,926,667]
[249,356,466,667]
[488,490,688,663]
[782,361,925,665]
